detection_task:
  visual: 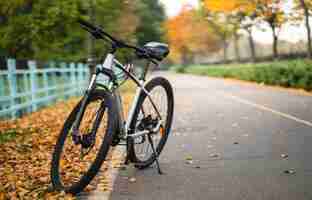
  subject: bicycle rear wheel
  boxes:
[128,77,174,169]
[50,89,117,194]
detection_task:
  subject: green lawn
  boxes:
[172,59,312,91]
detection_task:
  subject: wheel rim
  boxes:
[133,86,168,162]
[58,97,109,189]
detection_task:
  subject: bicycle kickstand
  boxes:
[124,137,131,165]
[147,134,163,175]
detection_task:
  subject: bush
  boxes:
[174,59,312,91]
[176,66,186,73]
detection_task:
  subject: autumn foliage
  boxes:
[202,0,287,60]
[0,99,81,199]
[204,0,246,12]
[165,6,220,64]
[204,0,279,15]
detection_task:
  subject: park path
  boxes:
[107,72,312,200]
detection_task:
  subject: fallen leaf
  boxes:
[0,192,6,200]
[185,156,193,161]
[281,154,288,159]
[186,160,193,164]
[284,169,295,174]
[129,177,136,183]
[210,153,219,158]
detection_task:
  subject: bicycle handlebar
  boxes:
[77,19,147,55]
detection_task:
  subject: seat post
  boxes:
[140,61,151,81]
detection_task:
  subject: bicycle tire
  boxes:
[128,77,174,169]
[50,89,117,194]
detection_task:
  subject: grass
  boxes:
[172,59,312,91]
[0,129,17,144]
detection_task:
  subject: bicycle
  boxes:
[50,19,174,194]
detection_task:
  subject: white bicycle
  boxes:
[50,19,174,194]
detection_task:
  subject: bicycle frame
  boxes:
[72,53,163,144]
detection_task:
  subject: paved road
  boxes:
[110,73,312,200]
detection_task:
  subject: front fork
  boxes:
[72,74,98,144]
[72,53,117,145]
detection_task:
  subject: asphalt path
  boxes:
[109,73,312,200]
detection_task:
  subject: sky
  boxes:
[160,0,306,44]
[159,0,199,17]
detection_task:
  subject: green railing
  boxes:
[0,59,90,119]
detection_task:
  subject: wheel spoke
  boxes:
[133,85,169,162]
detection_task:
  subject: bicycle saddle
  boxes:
[142,42,169,61]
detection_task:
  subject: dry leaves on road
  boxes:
[0,91,133,199]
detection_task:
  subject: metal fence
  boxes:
[0,59,90,119]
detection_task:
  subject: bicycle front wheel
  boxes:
[50,89,117,194]
[128,77,174,169]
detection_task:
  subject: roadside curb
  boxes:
[78,145,126,200]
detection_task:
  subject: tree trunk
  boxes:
[271,25,279,59]
[234,31,241,62]
[300,0,312,58]
[88,0,96,75]
[247,29,256,62]
[181,47,189,67]
[189,55,194,65]
[222,38,228,63]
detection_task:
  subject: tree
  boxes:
[204,0,235,62]
[255,0,285,59]
[0,0,87,60]
[223,12,248,62]
[206,12,234,62]
[165,6,220,65]
[0,0,164,61]
[231,17,242,61]
[294,0,312,58]
[239,13,258,62]
[203,0,257,62]
[204,0,287,61]
[135,0,166,45]
[234,1,258,62]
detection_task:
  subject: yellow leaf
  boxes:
[60,159,66,169]
[0,192,6,200]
